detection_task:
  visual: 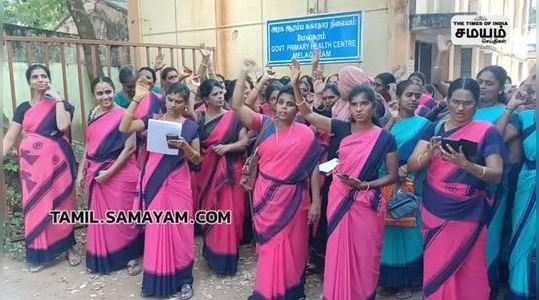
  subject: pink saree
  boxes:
[193,111,246,275]
[421,121,505,300]
[139,119,199,298]
[324,126,396,300]
[249,114,322,300]
[84,107,143,273]
[17,100,77,265]
[416,94,436,117]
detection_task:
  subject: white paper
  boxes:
[319,158,340,174]
[147,119,182,155]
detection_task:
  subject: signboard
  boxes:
[451,15,511,46]
[266,11,363,65]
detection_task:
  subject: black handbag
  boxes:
[387,190,419,219]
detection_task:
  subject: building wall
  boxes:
[132,0,411,79]
[414,0,530,83]
[132,0,530,82]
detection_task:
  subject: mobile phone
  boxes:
[441,138,478,159]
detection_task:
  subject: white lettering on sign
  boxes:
[297,32,327,42]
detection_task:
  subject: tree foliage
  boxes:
[3,0,69,30]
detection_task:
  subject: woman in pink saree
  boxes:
[333,65,372,121]
[231,60,322,300]
[192,79,248,275]
[3,64,80,271]
[294,62,399,299]
[120,80,201,299]
[408,78,505,300]
[76,77,143,274]
[133,67,163,167]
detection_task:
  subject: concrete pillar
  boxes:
[388,0,412,76]
[127,0,143,66]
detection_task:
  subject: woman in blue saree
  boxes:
[498,73,536,299]
[379,80,432,297]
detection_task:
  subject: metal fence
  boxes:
[3,35,215,139]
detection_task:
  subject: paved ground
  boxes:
[2,234,422,300]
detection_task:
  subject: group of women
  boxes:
[3,55,535,300]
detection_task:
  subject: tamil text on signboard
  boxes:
[266,11,363,65]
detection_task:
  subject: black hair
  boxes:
[375,72,396,89]
[165,82,190,103]
[448,78,480,103]
[160,67,178,81]
[138,67,157,84]
[477,65,507,88]
[276,84,295,101]
[349,84,376,104]
[396,80,419,98]
[279,76,291,85]
[408,71,426,85]
[477,65,508,102]
[199,79,222,99]
[299,75,314,92]
[224,80,236,103]
[25,64,51,83]
[506,75,512,84]
[215,74,225,82]
[424,84,436,95]
[322,84,341,97]
[91,76,115,94]
[263,81,284,102]
[348,84,380,126]
[119,65,136,84]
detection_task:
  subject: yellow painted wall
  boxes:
[136,0,406,79]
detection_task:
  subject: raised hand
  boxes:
[241,59,257,74]
[289,58,302,84]
[134,77,152,100]
[182,66,194,77]
[313,77,325,94]
[312,48,320,65]
[45,84,62,101]
[506,87,528,111]
[154,53,166,71]
[199,45,212,60]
